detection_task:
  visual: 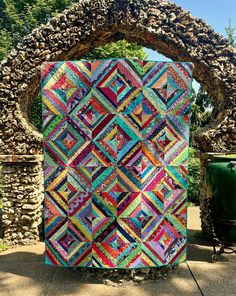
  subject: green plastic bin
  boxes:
[206,155,236,245]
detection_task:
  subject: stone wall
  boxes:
[0,155,43,245]
[0,0,235,244]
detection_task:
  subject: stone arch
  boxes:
[0,0,235,244]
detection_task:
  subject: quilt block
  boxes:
[42,59,192,268]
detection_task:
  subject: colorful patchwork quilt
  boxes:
[42,59,192,268]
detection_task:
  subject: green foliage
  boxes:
[0,29,12,60]
[188,148,200,204]
[82,40,148,60]
[0,0,77,59]
[28,91,42,131]
[190,87,213,147]
[225,18,236,46]
[190,87,213,127]
[0,0,25,47]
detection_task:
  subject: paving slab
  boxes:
[0,243,49,296]
[187,207,236,264]
[0,262,56,296]
[187,207,201,231]
[0,255,200,296]
[0,242,45,263]
[187,242,236,264]
[44,263,201,296]
[0,243,201,296]
[188,261,236,296]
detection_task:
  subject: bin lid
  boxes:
[213,154,236,162]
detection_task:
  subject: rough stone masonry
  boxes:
[0,0,235,245]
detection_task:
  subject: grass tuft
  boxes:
[0,243,8,252]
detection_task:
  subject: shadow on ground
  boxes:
[187,229,236,263]
[0,244,201,296]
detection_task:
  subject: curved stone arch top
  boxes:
[0,0,236,154]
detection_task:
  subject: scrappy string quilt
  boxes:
[42,59,192,268]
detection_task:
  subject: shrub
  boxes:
[188,148,200,205]
[28,92,42,132]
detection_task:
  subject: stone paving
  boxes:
[0,207,236,296]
